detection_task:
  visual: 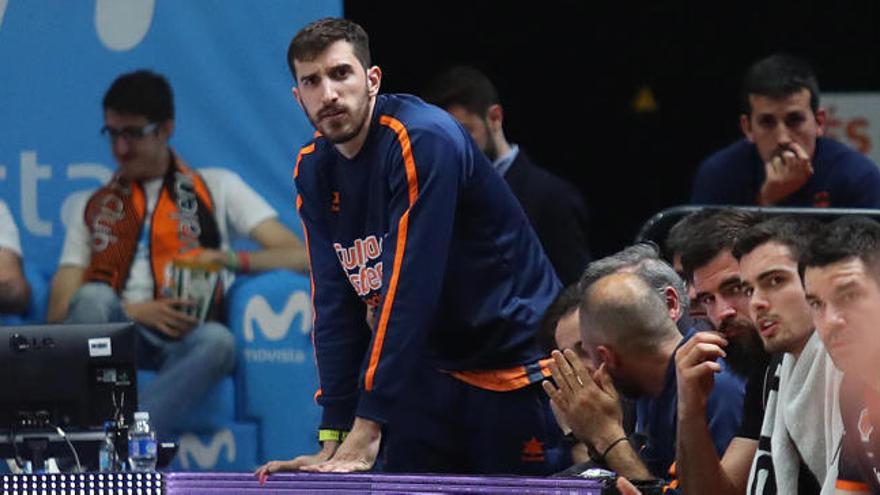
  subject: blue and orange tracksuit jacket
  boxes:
[293,94,561,431]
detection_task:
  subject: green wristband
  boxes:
[318,429,348,443]
[226,250,239,270]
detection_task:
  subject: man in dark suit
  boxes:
[424,66,591,284]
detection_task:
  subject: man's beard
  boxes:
[307,92,371,145]
[720,316,770,377]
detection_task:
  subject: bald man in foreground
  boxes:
[545,272,745,482]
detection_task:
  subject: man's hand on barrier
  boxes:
[253,440,338,484]
[122,299,198,338]
[301,417,381,473]
[617,477,643,495]
[757,142,813,205]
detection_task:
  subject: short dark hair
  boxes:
[732,215,821,262]
[741,53,820,115]
[800,216,880,280]
[103,70,174,122]
[422,66,500,117]
[287,17,371,80]
[679,208,764,281]
[665,212,704,261]
[537,284,581,354]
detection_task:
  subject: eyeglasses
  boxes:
[100,122,159,142]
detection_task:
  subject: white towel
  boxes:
[774,331,844,494]
[746,331,843,494]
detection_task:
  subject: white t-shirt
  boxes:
[59,168,277,302]
[0,200,23,256]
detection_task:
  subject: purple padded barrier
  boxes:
[166,472,606,494]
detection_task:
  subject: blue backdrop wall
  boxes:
[0,0,342,470]
[0,0,340,276]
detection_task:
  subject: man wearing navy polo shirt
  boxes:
[691,53,880,208]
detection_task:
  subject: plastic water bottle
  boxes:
[98,421,117,472]
[128,411,157,472]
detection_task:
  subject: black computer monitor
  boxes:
[0,322,138,470]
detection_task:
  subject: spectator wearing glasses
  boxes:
[46,69,308,438]
[691,53,880,208]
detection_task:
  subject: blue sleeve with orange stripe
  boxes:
[355,117,465,424]
[295,146,372,432]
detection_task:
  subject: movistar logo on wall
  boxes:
[178,429,235,470]
[241,290,313,364]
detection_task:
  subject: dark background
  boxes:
[345,0,880,257]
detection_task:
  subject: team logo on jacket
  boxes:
[334,234,384,304]
[521,437,545,462]
[813,191,831,208]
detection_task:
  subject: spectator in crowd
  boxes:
[423,66,591,285]
[802,217,880,493]
[675,208,773,494]
[256,18,564,477]
[46,70,308,438]
[545,271,745,481]
[734,216,842,493]
[0,199,30,315]
[691,53,880,208]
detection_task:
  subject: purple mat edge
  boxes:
[167,471,603,487]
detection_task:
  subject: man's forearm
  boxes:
[603,440,652,480]
[246,246,309,273]
[676,415,740,495]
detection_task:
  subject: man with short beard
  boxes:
[256,18,564,477]
[674,208,774,494]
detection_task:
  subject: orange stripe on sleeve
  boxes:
[364,116,420,391]
[294,142,316,180]
[293,142,318,398]
[378,116,419,204]
[836,480,871,493]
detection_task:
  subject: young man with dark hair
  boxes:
[422,66,591,285]
[47,69,309,438]
[734,216,841,493]
[256,18,565,477]
[802,217,880,494]
[667,209,763,330]
[674,208,776,494]
[691,53,880,208]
